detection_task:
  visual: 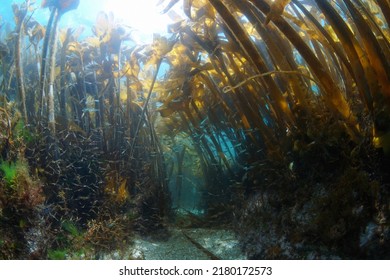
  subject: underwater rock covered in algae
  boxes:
[0,108,47,259]
[235,122,389,259]
[0,158,46,259]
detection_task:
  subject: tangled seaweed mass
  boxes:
[0,0,390,259]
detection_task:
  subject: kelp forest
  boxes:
[0,0,390,259]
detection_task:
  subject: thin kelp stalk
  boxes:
[237,4,310,107]
[13,1,30,125]
[290,1,354,74]
[376,0,390,28]
[129,58,163,159]
[125,75,132,129]
[183,27,270,146]
[249,0,359,136]
[40,0,80,128]
[106,77,116,151]
[68,77,83,128]
[149,115,169,193]
[175,146,186,208]
[343,0,390,100]
[311,0,380,113]
[354,1,390,59]
[98,80,108,153]
[47,8,60,136]
[92,69,101,130]
[199,72,262,147]
[77,59,91,133]
[59,29,73,125]
[181,106,222,172]
[38,7,57,122]
[114,51,123,153]
[190,98,234,175]
[290,0,371,108]
[177,110,210,179]
[26,21,44,123]
[0,49,8,94]
[209,0,295,129]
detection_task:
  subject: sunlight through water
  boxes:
[100,0,172,40]
[1,0,174,43]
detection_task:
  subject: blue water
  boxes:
[1,0,171,42]
[1,0,91,27]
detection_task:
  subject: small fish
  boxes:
[85,61,101,72]
[82,108,100,113]
[264,0,291,25]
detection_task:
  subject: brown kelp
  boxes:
[13,1,30,124]
[40,0,80,136]
[157,0,390,258]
